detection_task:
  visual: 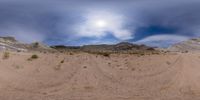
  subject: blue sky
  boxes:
[0,0,200,47]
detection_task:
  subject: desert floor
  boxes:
[0,51,200,100]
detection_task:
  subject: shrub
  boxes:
[96,52,110,57]
[60,60,64,63]
[15,65,23,69]
[102,53,110,57]
[69,52,73,55]
[140,53,145,56]
[3,51,10,59]
[28,54,39,61]
[33,42,39,48]
[31,54,39,59]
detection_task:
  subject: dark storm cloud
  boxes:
[0,0,86,43]
[0,0,200,47]
[128,0,200,47]
[134,0,200,35]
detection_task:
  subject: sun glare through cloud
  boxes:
[75,11,132,40]
[94,19,107,28]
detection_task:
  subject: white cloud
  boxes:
[74,11,132,40]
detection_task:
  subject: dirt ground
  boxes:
[0,51,200,100]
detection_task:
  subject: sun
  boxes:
[94,20,107,28]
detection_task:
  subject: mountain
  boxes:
[0,36,156,53]
[81,42,155,53]
[169,38,200,52]
[52,42,156,53]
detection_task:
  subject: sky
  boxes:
[0,0,200,47]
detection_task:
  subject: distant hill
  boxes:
[52,42,156,54]
[0,36,157,53]
[169,38,200,52]
[81,42,155,53]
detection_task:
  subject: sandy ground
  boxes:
[0,51,200,100]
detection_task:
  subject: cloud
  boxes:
[75,11,132,40]
[135,34,189,47]
[130,0,200,36]
[0,25,45,43]
[0,0,200,47]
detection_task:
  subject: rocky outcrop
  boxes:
[0,36,53,52]
[0,36,27,51]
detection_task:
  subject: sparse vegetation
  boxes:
[131,68,135,71]
[60,59,64,63]
[2,51,10,59]
[54,65,61,70]
[152,52,160,55]
[83,66,87,69]
[15,65,20,69]
[139,53,145,56]
[84,86,94,90]
[33,42,39,48]
[182,50,188,53]
[166,61,171,65]
[54,59,65,71]
[102,52,110,57]
[31,54,39,59]
[94,52,111,57]
[28,54,39,61]
[69,52,74,55]
[14,65,23,69]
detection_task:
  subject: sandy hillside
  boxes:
[169,38,200,52]
[0,51,200,100]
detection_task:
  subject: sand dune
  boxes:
[0,52,200,100]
